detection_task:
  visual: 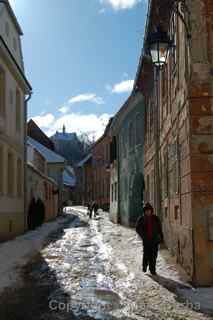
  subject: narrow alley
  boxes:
[0,208,211,320]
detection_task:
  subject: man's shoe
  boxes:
[143,267,147,273]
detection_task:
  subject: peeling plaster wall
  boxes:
[188,0,213,285]
[143,0,213,284]
[118,96,145,227]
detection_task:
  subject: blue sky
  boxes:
[9,0,147,139]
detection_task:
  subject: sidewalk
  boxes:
[0,211,76,295]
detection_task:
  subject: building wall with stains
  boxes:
[118,94,145,227]
[143,0,213,285]
[92,123,111,211]
[188,0,213,285]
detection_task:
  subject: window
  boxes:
[16,89,21,132]
[17,158,22,197]
[0,145,3,194]
[8,152,14,196]
[0,68,6,116]
[110,136,117,163]
[174,206,179,220]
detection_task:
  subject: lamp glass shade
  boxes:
[150,42,169,67]
[148,26,171,67]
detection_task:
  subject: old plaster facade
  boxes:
[110,92,145,226]
[141,0,213,285]
[0,0,31,241]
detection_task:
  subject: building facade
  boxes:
[27,142,58,226]
[141,0,213,285]
[92,120,112,211]
[75,153,92,205]
[0,0,31,241]
[51,125,85,166]
[110,92,145,226]
[27,137,66,215]
[28,119,55,151]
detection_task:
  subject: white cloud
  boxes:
[44,98,52,106]
[100,0,141,10]
[111,79,134,93]
[99,8,106,14]
[58,106,69,114]
[68,93,105,105]
[32,113,55,129]
[123,72,129,78]
[31,112,112,141]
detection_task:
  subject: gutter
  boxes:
[0,35,32,91]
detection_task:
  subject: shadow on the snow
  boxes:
[148,274,213,316]
[0,213,91,320]
[148,274,191,292]
[0,253,75,320]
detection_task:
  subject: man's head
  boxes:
[143,203,154,216]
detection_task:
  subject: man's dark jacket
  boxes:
[136,215,164,245]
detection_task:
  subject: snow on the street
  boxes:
[0,212,75,295]
[0,207,212,320]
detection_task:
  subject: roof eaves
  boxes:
[0,1,23,35]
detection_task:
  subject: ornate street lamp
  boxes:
[145,1,191,220]
[146,26,172,219]
[147,26,172,68]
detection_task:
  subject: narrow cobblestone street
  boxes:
[0,208,212,320]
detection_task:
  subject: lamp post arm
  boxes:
[173,0,191,40]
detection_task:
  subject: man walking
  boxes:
[136,203,163,275]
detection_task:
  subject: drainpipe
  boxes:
[24,91,32,231]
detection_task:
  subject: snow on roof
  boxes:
[27,137,65,164]
[63,168,76,187]
[76,153,92,167]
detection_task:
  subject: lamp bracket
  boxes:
[173,0,191,39]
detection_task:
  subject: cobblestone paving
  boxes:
[0,208,212,320]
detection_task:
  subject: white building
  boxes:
[0,0,32,241]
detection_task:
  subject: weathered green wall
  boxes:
[118,96,145,226]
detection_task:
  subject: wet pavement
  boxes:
[0,208,212,320]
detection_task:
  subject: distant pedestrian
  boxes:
[88,201,93,219]
[136,203,163,275]
[27,197,37,230]
[92,201,99,218]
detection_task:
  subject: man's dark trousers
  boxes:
[143,241,159,274]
